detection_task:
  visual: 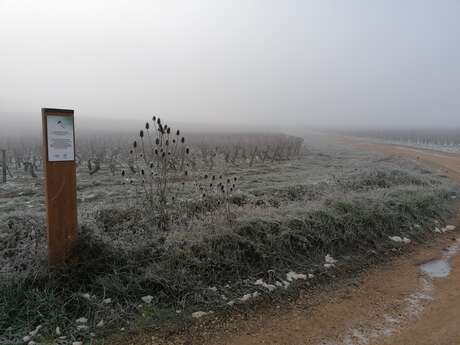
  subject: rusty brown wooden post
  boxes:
[1,149,6,183]
[42,108,78,266]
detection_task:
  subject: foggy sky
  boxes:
[1,0,460,129]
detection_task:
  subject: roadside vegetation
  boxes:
[0,125,458,345]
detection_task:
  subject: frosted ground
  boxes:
[0,134,458,345]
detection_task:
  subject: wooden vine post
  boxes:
[42,108,78,266]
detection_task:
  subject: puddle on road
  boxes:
[321,238,460,345]
[419,240,460,279]
[420,260,451,278]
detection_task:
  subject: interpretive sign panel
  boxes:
[46,115,75,162]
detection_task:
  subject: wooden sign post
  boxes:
[42,108,78,266]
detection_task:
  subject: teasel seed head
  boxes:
[181,137,185,143]
[185,170,188,176]
[152,115,156,122]
[155,138,160,145]
[141,169,145,175]
[129,150,133,155]
[150,162,154,169]
[157,117,161,125]
[121,170,125,177]
[186,148,190,154]
[165,140,169,146]
[162,152,166,157]
[176,129,180,136]
[173,139,176,143]
[145,122,150,130]
[133,141,137,148]
[155,149,158,155]
[140,130,144,138]
[212,175,216,180]
[167,127,171,134]
[204,174,208,179]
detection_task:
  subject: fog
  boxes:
[1,0,460,134]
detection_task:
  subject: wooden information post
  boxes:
[42,108,78,266]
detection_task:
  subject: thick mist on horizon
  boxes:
[1,0,460,134]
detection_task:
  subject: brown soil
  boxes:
[124,142,460,345]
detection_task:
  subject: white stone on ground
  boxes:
[141,295,153,304]
[286,271,307,282]
[324,254,337,268]
[191,311,213,319]
[29,325,42,337]
[325,254,337,264]
[254,279,277,291]
[389,236,411,244]
[239,292,260,302]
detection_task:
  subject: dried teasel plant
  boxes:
[121,116,191,229]
[194,173,239,222]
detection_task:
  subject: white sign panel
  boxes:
[47,115,75,162]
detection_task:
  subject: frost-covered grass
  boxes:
[0,138,458,344]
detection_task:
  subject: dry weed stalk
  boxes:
[122,116,190,229]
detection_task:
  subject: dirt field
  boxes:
[121,142,460,345]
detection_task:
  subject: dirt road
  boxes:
[132,143,460,345]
